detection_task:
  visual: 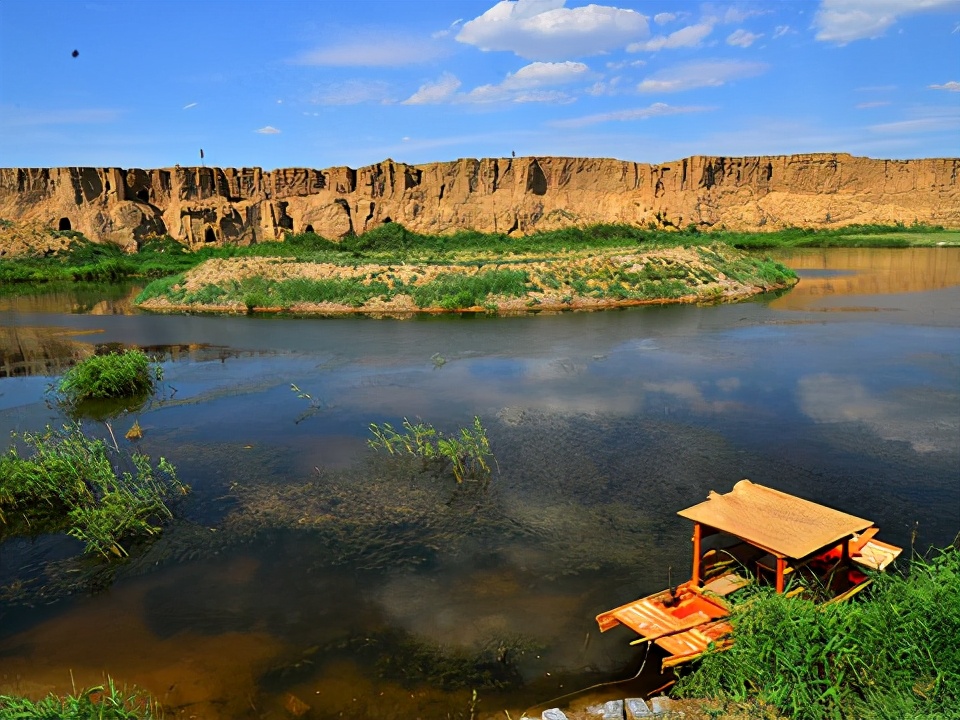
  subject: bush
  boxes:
[58,349,161,405]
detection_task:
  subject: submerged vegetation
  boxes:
[0,678,161,720]
[0,423,187,557]
[675,543,960,720]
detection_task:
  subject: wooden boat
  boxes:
[596,480,902,669]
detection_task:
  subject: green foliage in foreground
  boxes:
[58,349,162,404]
[0,423,187,557]
[0,677,161,719]
[410,269,530,309]
[674,543,960,720]
[368,416,494,483]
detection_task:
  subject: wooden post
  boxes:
[776,557,786,593]
[692,522,702,587]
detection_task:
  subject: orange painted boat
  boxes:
[596,480,903,669]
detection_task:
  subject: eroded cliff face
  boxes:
[0,154,956,249]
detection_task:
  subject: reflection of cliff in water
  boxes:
[0,328,241,378]
[770,248,960,311]
[0,282,144,315]
[0,326,95,377]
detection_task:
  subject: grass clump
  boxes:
[411,269,530,309]
[368,416,494,483]
[58,349,162,405]
[0,677,161,719]
[0,423,187,557]
[674,543,960,720]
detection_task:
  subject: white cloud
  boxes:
[628,23,713,52]
[294,37,444,66]
[813,0,960,44]
[456,0,649,60]
[551,101,713,127]
[402,73,462,105]
[309,80,393,105]
[182,102,198,110]
[727,29,762,47]
[606,59,646,70]
[869,115,960,134]
[637,60,768,93]
[502,60,589,88]
[929,81,960,92]
[772,25,791,39]
[432,19,463,39]
[255,126,281,134]
[414,62,590,105]
[653,12,676,25]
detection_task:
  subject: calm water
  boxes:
[0,248,958,719]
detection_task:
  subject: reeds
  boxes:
[674,543,960,719]
[0,676,161,719]
[0,423,188,557]
[368,416,494,483]
[58,349,161,404]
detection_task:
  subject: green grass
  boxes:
[0,677,161,719]
[0,423,187,558]
[58,349,161,405]
[411,269,530,309]
[674,543,960,720]
[2,222,954,288]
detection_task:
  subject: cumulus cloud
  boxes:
[456,0,649,60]
[814,0,960,44]
[637,60,768,93]
[929,81,960,92]
[628,22,713,51]
[294,36,445,66]
[255,126,281,134]
[551,101,713,127]
[653,12,676,25]
[727,29,762,47]
[402,73,462,105]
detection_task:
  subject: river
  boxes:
[0,248,958,719]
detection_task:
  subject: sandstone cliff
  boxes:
[0,154,956,250]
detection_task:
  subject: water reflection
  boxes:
[769,247,960,311]
[0,249,957,718]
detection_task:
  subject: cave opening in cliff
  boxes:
[304,225,314,234]
[204,227,217,243]
[58,218,72,231]
[136,189,149,203]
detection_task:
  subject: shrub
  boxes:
[58,350,161,404]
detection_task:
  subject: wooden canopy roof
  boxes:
[678,480,873,560]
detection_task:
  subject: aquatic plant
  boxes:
[0,423,188,557]
[58,349,162,404]
[368,416,494,483]
[674,542,960,720]
[0,676,161,719]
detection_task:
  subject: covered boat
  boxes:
[596,480,902,668]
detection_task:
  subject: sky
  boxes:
[1,0,958,170]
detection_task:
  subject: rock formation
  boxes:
[0,154,957,250]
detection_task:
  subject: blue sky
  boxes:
[1,0,958,170]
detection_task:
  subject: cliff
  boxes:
[0,154,957,250]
